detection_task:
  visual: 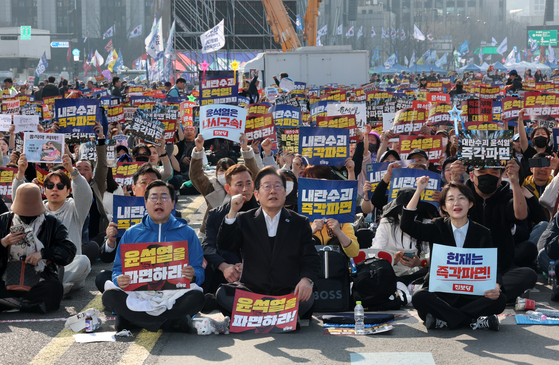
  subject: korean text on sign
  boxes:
[459,130,513,168]
[388,168,441,209]
[200,104,247,143]
[299,126,349,166]
[231,290,299,333]
[120,241,189,291]
[429,244,497,296]
[298,178,357,223]
[113,195,146,237]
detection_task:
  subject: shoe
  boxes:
[551,286,559,302]
[201,293,219,314]
[425,313,447,329]
[168,315,192,333]
[115,315,136,332]
[19,301,47,314]
[0,297,22,310]
[397,281,412,306]
[470,314,499,331]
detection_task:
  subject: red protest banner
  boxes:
[247,103,270,116]
[107,105,125,124]
[120,241,189,291]
[180,101,195,127]
[478,84,503,100]
[162,119,177,144]
[399,135,443,163]
[462,99,492,122]
[113,162,146,186]
[427,93,450,103]
[391,108,427,138]
[0,167,17,203]
[427,103,453,127]
[501,97,523,124]
[412,100,431,110]
[523,92,559,120]
[245,113,277,147]
[230,290,299,333]
[426,82,443,92]
[316,114,358,142]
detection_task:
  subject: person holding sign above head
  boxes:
[102,181,206,333]
[517,108,552,178]
[402,178,506,331]
[216,166,321,323]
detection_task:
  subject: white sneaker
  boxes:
[397,281,412,306]
[470,315,499,331]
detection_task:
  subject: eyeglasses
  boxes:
[45,182,65,190]
[259,183,284,192]
[148,193,171,202]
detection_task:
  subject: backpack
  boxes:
[313,245,351,312]
[352,257,403,311]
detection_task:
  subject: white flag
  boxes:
[491,37,497,46]
[337,25,343,35]
[505,48,516,66]
[357,26,363,39]
[317,37,322,46]
[381,27,388,39]
[400,29,406,41]
[201,19,226,54]
[93,50,104,66]
[130,24,142,38]
[413,25,425,41]
[346,26,354,38]
[404,56,409,67]
[146,18,164,58]
[145,18,157,48]
[409,51,416,68]
[164,21,176,60]
[549,44,556,64]
[371,26,376,37]
[103,25,114,40]
[391,29,397,39]
[317,25,328,37]
[384,53,396,68]
[497,37,508,55]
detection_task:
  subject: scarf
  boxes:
[9,214,47,272]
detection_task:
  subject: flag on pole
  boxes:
[103,25,115,40]
[93,50,104,73]
[401,29,406,41]
[296,15,302,32]
[145,18,158,48]
[435,52,448,68]
[164,20,176,60]
[381,27,388,39]
[549,44,556,64]
[413,25,425,41]
[104,40,113,52]
[83,28,89,43]
[404,56,409,67]
[371,46,379,66]
[491,37,498,46]
[427,33,434,41]
[317,25,328,37]
[371,26,376,37]
[34,51,48,77]
[317,37,322,46]
[409,51,416,68]
[497,37,507,55]
[505,47,516,66]
[147,18,164,58]
[384,53,396,68]
[67,42,71,62]
[130,24,142,38]
[337,25,343,35]
[391,29,397,39]
[459,40,469,55]
[200,19,225,54]
[107,49,118,71]
[529,35,539,53]
[114,49,124,72]
[346,26,354,38]
[426,50,437,63]
[357,26,363,39]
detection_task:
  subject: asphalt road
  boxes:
[1,194,559,365]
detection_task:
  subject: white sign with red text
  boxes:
[199,104,247,143]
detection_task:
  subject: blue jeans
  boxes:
[529,221,548,246]
[537,248,559,274]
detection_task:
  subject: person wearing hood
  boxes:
[451,160,537,303]
[103,180,206,332]
[279,168,298,212]
[302,165,359,258]
[201,164,258,297]
[448,79,467,97]
[13,154,92,295]
[189,133,260,241]
[517,108,552,177]
[41,76,61,98]
[0,183,75,313]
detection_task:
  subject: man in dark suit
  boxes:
[216,166,321,320]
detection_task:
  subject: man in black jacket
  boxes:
[111,76,124,98]
[216,167,321,319]
[505,70,523,92]
[0,184,75,313]
[41,76,61,98]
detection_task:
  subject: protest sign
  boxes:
[298,178,357,223]
[382,112,396,132]
[388,168,441,208]
[199,70,238,106]
[522,92,559,121]
[479,84,503,100]
[391,108,426,138]
[299,126,349,166]
[113,162,145,187]
[2,98,20,115]
[0,115,11,132]
[230,290,298,334]
[23,132,64,164]
[427,93,450,103]
[316,115,358,142]
[501,97,523,126]
[162,119,177,144]
[179,101,195,126]
[553,128,559,152]
[426,82,443,92]
[78,142,97,164]
[55,99,100,142]
[427,103,453,127]
[269,104,301,127]
[429,244,497,296]
[279,78,296,93]
[120,241,189,291]
[399,135,443,163]
[107,104,124,124]
[290,82,306,97]
[199,104,246,143]
[247,103,271,116]
[130,109,165,145]
[326,102,367,128]
[245,113,276,146]
[310,101,330,125]
[0,167,16,203]
[237,96,251,107]
[277,128,299,154]
[319,90,346,102]
[413,100,431,110]
[20,103,42,117]
[458,130,513,167]
[13,115,39,133]
[265,87,279,102]
[366,160,415,198]
[113,195,145,237]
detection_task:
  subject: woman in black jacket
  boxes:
[401,179,506,331]
[0,184,75,313]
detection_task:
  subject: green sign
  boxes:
[528,30,558,46]
[20,26,31,40]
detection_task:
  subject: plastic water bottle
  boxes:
[549,261,556,288]
[526,310,548,322]
[354,301,365,335]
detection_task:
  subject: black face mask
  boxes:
[368,143,378,154]
[135,156,150,162]
[476,174,500,195]
[534,136,548,148]
[456,85,463,91]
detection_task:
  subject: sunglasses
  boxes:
[45,182,66,190]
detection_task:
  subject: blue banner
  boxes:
[54,98,101,136]
[298,178,358,223]
[553,128,559,152]
[199,70,238,106]
[113,196,145,237]
[299,126,349,166]
[366,159,415,197]
[269,104,301,127]
[310,100,330,125]
[388,168,441,208]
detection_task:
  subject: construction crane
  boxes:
[262,0,301,52]
[303,0,322,46]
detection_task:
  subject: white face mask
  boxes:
[286,181,294,195]
[442,137,448,146]
[217,173,226,186]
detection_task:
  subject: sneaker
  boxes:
[551,286,559,302]
[470,314,499,331]
[397,281,412,306]
[425,313,447,329]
